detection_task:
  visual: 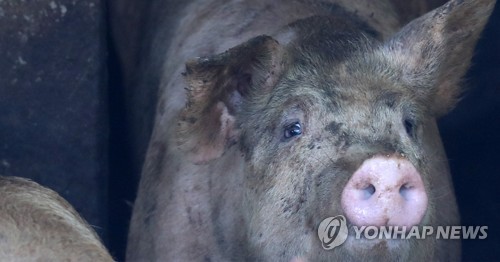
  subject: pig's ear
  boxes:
[177,35,283,164]
[383,0,495,116]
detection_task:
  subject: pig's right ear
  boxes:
[382,0,495,116]
[176,35,283,164]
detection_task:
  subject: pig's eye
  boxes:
[284,122,302,139]
[404,118,416,138]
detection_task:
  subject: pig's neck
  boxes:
[153,144,247,261]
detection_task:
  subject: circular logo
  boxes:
[317,215,348,250]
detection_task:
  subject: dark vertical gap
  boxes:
[104,1,138,260]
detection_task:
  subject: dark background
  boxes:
[0,0,498,261]
[439,2,500,258]
[0,0,109,249]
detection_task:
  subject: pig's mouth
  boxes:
[325,222,408,250]
[345,234,404,248]
[340,235,411,260]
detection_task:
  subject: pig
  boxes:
[127,0,496,261]
[0,176,114,261]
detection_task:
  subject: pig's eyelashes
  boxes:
[283,121,302,140]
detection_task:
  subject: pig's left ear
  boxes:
[383,0,495,116]
[177,35,283,164]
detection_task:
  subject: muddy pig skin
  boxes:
[127,0,495,261]
[0,176,114,261]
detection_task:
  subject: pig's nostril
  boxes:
[399,184,416,200]
[399,183,413,200]
[362,184,376,199]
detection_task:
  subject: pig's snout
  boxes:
[341,156,427,228]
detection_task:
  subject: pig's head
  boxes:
[177,0,495,260]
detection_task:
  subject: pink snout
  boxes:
[341,156,428,227]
